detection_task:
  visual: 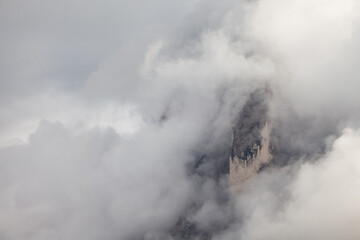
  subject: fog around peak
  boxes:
[1,0,360,239]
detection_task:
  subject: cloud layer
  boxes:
[1,0,360,239]
[218,128,360,240]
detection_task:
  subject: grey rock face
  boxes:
[230,87,274,188]
[231,87,270,162]
[170,87,273,239]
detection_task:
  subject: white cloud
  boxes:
[0,92,142,147]
[246,0,360,118]
[216,128,360,240]
[1,0,360,239]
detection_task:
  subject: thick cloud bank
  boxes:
[1,0,360,239]
[218,128,360,240]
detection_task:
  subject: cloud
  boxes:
[0,119,197,239]
[247,0,360,118]
[1,0,360,239]
[216,128,360,240]
[0,92,142,147]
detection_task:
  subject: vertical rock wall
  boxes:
[230,87,273,190]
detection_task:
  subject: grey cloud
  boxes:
[0,120,193,239]
[215,129,360,240]
[1,0,360,239]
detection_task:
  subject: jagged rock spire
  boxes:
[230,87,273,190]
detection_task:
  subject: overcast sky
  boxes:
[1,0,360,239]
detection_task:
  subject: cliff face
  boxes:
[170,87,273,239]
[230,88,273,189]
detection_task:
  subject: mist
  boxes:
[1,0,360,239]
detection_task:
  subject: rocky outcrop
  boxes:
[170,87,273,239]
[229,87,273,190]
